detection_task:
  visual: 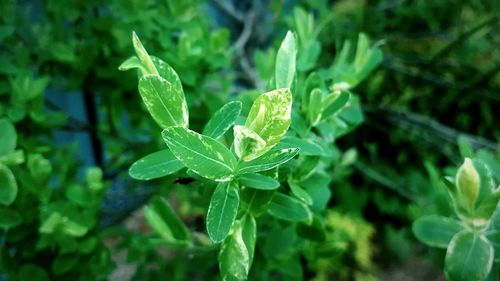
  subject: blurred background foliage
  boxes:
[0,0,499,280]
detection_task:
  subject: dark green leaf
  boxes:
[162,127,237,181]
[0,208,22,227]
[241,189,275,217]
[268,192,312,222]
[413,215,464,248]
[207,182,240,243]
[0,118,16,157]
[323,91,350,118]
[129,149,184,180]
[238,147,299,174]
[19,264,50,281]
[239,173,280,190]
[203,101,242,139]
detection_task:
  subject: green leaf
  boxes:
[241,189,275,217]
[0,118,16,157]
[132,31,159,76]
[289,182,313,205]
[207,182,240,243]
[0,208,22,227]
[52,254,78,275]
[129,149,184,180]
[241,215,256,266]
[412,215,464,248]
[239,173,280,190]
[280,136,329,156]
[238,147,299,174]
[487,230,499,262]
[233,125,266,161]
[19,264,50,281]
[138,75,189,128]
[445,232,494,281]
[0,164,17,206]
[308,88,323,126]
[275,31,297,89]
[268,192,312,222]
[118,56,146,73]
[323,91,350,118]
[244,88,293,160]
[162,127,237,181]
[218,220,249,281]
[203,101,242,139]
[144,196,191,244]
[296,215,326,242]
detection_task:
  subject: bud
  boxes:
[456,158,480,209]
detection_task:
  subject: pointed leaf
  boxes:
[233,125,266,161]
[203,101,242,139]
[308,88,323,125]
[162,127,237,181]
[323,91,350,118]
[445,232,494,281]
[268,192,312,222]
[207,182,240,243]
[413,215,464,248]
[238,147,299,174]
[139,75,188,128]
[239,173,280,190]
[275,31,297,89]
[129,149,184,180]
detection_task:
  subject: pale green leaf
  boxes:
[239,173,280,190]
[129,149,184,180]
[203,101,242,139]
[162,127,237,181]
[238,147,299,174]
[207,182,240,243]
[132,31,159,76]
[138,75,188,128]
[268,192,312,222]
[445,232,494,281]
[244,88,293,158]
[233,125,266,161]
[308,88,323,126]
[412,215,464,248]
[0,164,17,206]
[275,31,297,89]
[218,220,249,281]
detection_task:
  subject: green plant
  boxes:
[413,158,500,281]
[122,20,381,279]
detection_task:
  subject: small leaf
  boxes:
[219,220,249,281]
[0,208,22,227]
[308,88,323,126]
[207,182,240,243]
[0,164,17,206]
[244,88,293,159]
[233,125,266,161]
[144,196,191,244]
[445,232,494,281]
[138,75,189,128]
[289,182,313,205]
[129,149,184,180]
[0,119,16,157]
[162,127,237,181]
[241,189,275,217]
[413,215,464,248]
[268,192,312,222]
[132,31,159,76]
[118,56,146,73]
[239,173,280,190]
[238,147,299,174]
[323,91,350,118]
[203,101,242,139]
[275,31,297,89]
[280,136,329,156]
[52,254,78,275]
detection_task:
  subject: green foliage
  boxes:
[413,158,499,281]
